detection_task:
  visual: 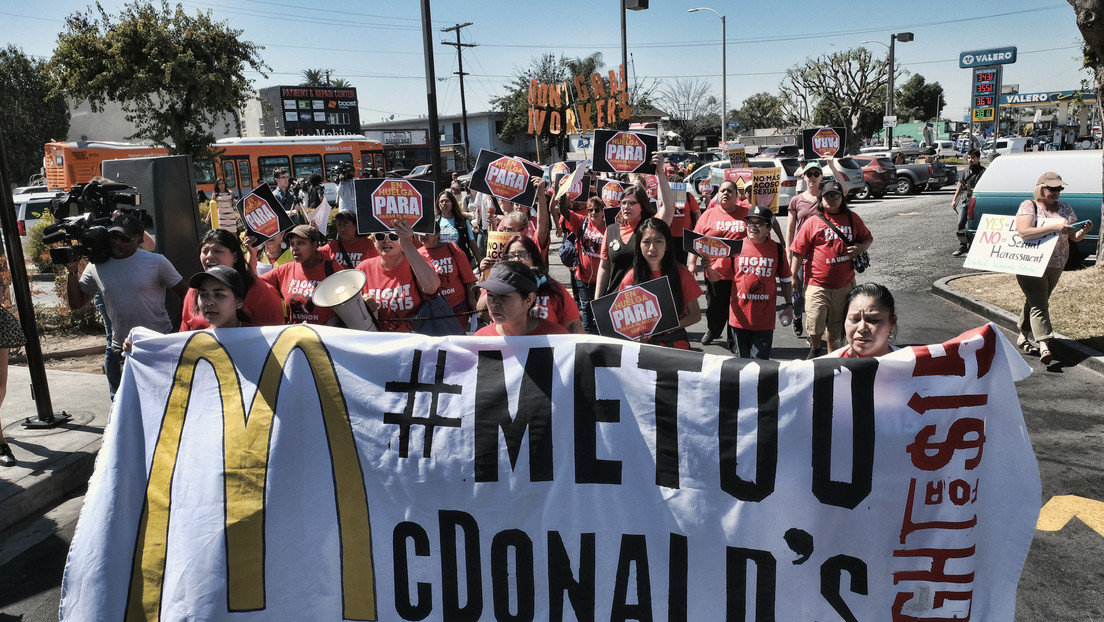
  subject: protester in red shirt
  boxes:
[180,229,285,330]
[785,162,826,338]
[187,265,255,329]
[789,182,873,358]
[691,178,750,348]
[476,234,582,334]
[259,225,344,325]
[669,191,700,266]
[474,261,569,337]
[418,218,478,330]
[595,153,676,298]
[559,196,607,333]
[721,206,794,360]
[617,218,702,349]
[319,211,378,269]
[493,177,551,260]
[356,220,441,333]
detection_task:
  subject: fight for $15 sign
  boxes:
[352,178,436,235]
[592,129,657,175]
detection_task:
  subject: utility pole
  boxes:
[442,23,476,171]
[420,0,443,191]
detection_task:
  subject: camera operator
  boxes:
[304,173,326,210]
[335,163,356,212]
[65,213,187,398]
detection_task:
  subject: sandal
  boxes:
[1017,340,1040,356]
[1040,348,1055,366]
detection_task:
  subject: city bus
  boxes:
[199,135,387,196]
[44,135,387,196]
[43,141,169,190]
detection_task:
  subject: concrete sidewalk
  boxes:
[0,365,111,534]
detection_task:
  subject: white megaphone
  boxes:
[311,270,377,331]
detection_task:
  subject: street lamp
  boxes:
[689,7,726,145]
[863,32,913,149]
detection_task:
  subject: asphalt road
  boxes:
[2,186,1102,620]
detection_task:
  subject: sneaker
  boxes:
[792,316,804,337]
[701,333,715,346]
[952,245,968,257]
[805,346,822,360]
[0,443,15,467]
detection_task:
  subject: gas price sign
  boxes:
[971,67,1001,123]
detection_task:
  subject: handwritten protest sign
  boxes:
[727,144,748,167]
[963,213,1061,277]
[353,178,436,234]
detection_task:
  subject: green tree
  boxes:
[301,68,333,86]
[731,92,784,132]
[894,74,945,122]
[779,48,893,152]
[0,45,70,185]
[1062,0,1102,264]
[50,0,268,167]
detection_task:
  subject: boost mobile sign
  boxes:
[959,47,1017,69]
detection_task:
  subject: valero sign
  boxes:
[353,177,435,234]
[802,126,848,159]
[593,129,657,175]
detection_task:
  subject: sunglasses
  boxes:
[1044,186,1063,192]
[373,232,400,241]
[805,170,822,177]
[745,220,768,228]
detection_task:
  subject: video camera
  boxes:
[329,162,355,183]
[42,180,143,265]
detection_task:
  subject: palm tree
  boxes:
[330,78,351,88]
[300,68,330,86]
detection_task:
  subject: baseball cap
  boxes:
[1036,172,1068,188]
[745,205,774,224]
[819,180,844,196]
[800,162,823,175]
[475,261,538,296]
[286,224,325,243]
[188,265,245,300]
[108,213,144,239]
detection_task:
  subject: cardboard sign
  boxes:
[727,145,748,167]
[353,178,436,235]
[670,182,688,209]
[963,213,1061,277]
[483,229,517,277]
[239,183,295,245]
[469,149,543,205]
[802,126,848,159]
[590,276,680,340]
[553,161,590,203]
[683,230,743,261]
[598,179,629,208]
[593,129,657,174]
[724,167,754,189]
[752,167,782,213]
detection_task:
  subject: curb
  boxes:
[0,442,99,534]
[932,274,1104,376]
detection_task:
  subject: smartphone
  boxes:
[1070,219,1092,229]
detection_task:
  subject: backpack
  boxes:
[558,216,586,270]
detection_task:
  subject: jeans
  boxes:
[93,293,116,398]
[704,279,734,343]
[571,273,598,334]
[732,327,775,360]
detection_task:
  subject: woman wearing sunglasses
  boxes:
[786,162,828,338]
[475,234,583,334]
[789,181,873,358]
[559,196,608,333]
[356,220,442,332]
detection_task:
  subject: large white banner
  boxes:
[61,324,1039,621]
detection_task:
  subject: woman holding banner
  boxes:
[476,235,583,334]
[356,220,442,333]
[789,182,873,358]
[618,218,702,349]
[180,229,285,330]
[595,153,675,298]
[1013,172,1093,366]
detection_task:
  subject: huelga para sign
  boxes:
[353,178,436,235]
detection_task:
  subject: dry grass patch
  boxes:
[948,268,1104,352]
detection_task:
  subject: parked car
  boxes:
[386,168,411,178]
[966,150,1099,256]
[12,185,48,196]
[12,191,63,236]
[809,157,866,198]
[848,157,897,199]
[921,140,958,158]
[756,145,800,159]
[984,136,1036,157]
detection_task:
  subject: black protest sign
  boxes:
[353,178,437,235]
[597,178,629,208]
[590,275,680,341]
[592,129,657,175]
[683,230,743,261]
[239,183,295,245]
[802,127,849,159]
[603,206,620,226]
[553,161,591,203]
[469,149,543,205]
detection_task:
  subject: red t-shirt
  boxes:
[356,256,431,333]
[670,193,700,238]
[618,265,703,317]
[790,211,872,289]
[474,317,570,336]
[180,277,286,331]
[693,205,750,273]
[562,210,606,284]
[476,278,581,330]
[418,242,476,310]
[259,260,344,325]
[727,239,793,331]
[319,236,378,269]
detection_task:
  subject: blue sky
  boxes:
[1,0,1089,126]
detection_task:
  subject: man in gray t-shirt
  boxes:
[65,213,187,397]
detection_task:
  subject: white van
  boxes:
[984,136,1036,157]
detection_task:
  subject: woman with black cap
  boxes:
[473,261,569,337]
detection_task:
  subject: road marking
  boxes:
[897,211,922,216]
[1036,495,1104,537]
